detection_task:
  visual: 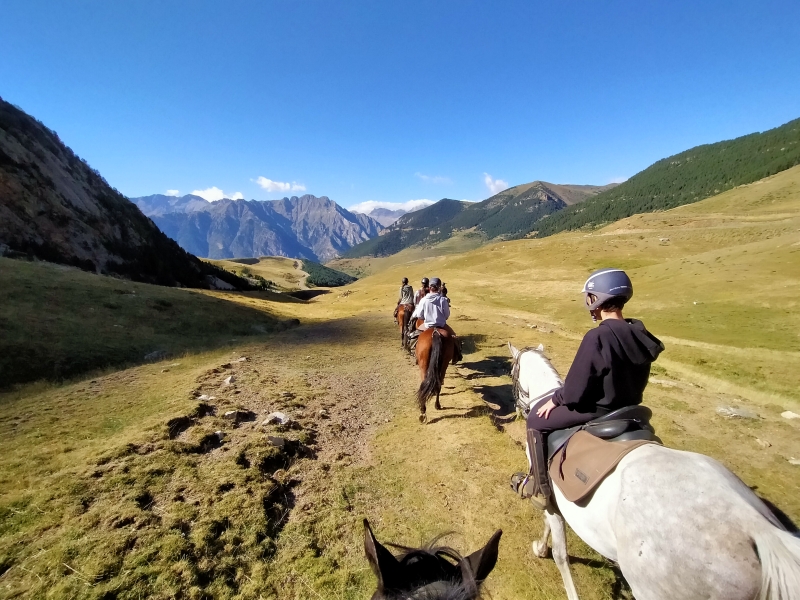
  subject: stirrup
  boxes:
[510,472,533,498]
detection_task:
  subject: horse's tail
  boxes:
[417,329,443,410]
[754,526,800,599]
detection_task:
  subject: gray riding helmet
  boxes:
[582,268,633,311]
[429,277,442,288]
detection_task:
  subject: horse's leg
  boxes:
[434,339,452,410]
[547,510,581,600]
[532,513,551,558]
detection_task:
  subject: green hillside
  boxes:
[534,117,800,237]
[301,260,357,287]
[343,199,469,257]
[343,182,613,259]
[0,258,296,386]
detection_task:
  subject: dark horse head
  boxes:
[364,519,502,600]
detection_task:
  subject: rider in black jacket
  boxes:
[517,268,664,510]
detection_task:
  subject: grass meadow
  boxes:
[1,165,799,598]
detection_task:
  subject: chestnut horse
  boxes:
[396,303,413,350]
[415,326,456,423]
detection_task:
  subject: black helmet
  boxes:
[582,268,633,311]
[402,277,408,285]
[421,277,429,286]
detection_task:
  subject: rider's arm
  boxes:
[410,300,424,320]
[552,331,606,408]
[441,297,450,320]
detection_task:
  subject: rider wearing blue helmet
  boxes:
[515,268,664,510]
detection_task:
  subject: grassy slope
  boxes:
[0,259,298,386]
[1,166,798,599]
[535,116,800,237]
[207,257,310,291]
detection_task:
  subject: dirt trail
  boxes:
[201,313,624,599]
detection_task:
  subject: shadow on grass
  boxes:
[0,259,382,387]
[458,355,509,380]
[426,405,488,424]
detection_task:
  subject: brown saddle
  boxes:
[548,431,657,503]
[546,405,661,503]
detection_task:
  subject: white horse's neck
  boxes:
[514,347,563,409]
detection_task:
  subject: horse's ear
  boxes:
[363,519,401,590]
[536,343,544,352]
[508,342,519,359]
[464,529,502,583]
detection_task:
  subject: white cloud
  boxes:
[165,189,180,197]
[254,176,306,193]
[191,186,244,202]
[349,199,435,214]
[415,172,452,185]
[608,176,628,184]
[483,173,509,195]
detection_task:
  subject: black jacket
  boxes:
[552,319,664,411]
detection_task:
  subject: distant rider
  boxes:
[441,281,450,305]
[414,277,430,306]
[512,268,664,510]
[393,277,415,323]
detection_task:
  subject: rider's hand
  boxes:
[536,399,556,419]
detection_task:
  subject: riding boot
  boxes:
[407,329,419,356]
[525,428,552,510]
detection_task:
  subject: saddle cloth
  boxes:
[549,430,658,503]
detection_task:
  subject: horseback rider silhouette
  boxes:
[393,277,414,323]
[511,268,664,510]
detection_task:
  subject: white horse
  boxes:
[508,342,800,600]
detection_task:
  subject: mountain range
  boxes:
[132,194,383,262]
[0,98,247,289]
[359,207,409,227]
[343,181,615,258]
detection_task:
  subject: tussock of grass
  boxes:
[0,380,312,599]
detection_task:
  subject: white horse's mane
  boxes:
[510,344,563,410]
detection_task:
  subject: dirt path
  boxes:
[202,314,624,599]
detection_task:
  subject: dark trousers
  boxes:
[526,404,610,433]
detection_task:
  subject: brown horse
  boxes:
[415,326,456,423]
[364,519,501,600]
[396,303,413,349]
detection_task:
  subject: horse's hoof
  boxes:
[419,413,427,424]
[532,540,549,559]
[435,402,442,410]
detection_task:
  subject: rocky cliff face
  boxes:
[133,194,383,262]
[0,98,239,288]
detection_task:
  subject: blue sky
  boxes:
[2,1,799,212]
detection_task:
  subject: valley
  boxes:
[2,165,799,599]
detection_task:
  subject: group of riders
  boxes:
[393,268,664,511]
[394,276,462,362]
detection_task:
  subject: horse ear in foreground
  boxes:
[363,519,502,600]
[508,341,800,600]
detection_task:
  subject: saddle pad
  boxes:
[549,430,658,503]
